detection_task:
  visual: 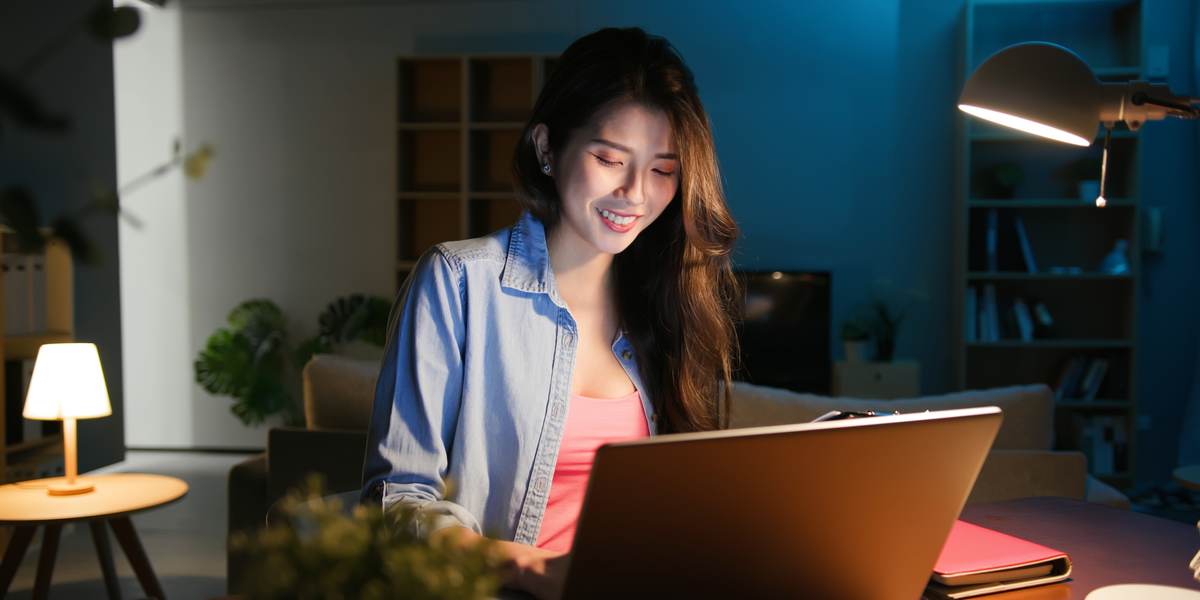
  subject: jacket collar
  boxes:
[501,211,563,304]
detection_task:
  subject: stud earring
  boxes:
[542,164,551,174]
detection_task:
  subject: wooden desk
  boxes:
[0,473,188,600]
[959,497,1200,598]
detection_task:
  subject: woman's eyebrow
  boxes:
[591,138,678,160]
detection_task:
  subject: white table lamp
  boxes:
[22,343,112,496]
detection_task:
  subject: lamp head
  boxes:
[23,343,112,421]
[959,42,1100,146]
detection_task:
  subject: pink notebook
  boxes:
[923,520,1073,599]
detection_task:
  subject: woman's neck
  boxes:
[547,226,615,309]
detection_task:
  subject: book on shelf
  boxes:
[4,358,39,446]
[1051,355,1116,401]
[1,253,48,336]
[986,209,999,272]
[965,286,978,342]
[1014,216,1038,274]
[1079,359,1110,401]
[984,284,999,342]
[1013,298,1034,342]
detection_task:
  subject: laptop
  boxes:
[556,406,1003,599]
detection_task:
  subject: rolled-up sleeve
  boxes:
[361,246,481,536]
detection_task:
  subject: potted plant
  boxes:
[1053,158,1102,200]
[194,293,391,426]
[838,317,873,364]
[862,279,928,362]
[971,161,1025,199]
[232,477,504,600]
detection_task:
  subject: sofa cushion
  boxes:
[729,381,1054,451]
[302,354,379,431]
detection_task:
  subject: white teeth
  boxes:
[599,209,635,226]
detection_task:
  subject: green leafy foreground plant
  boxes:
[231,478,503,600]
[194,294,391,426]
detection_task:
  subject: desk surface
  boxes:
[0,473,187,524]
[959,497,1200,599]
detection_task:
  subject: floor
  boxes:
[6,450,256,600]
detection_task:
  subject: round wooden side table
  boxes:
[1173,465,1200,493]
[0,473,188,600]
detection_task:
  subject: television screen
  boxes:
[733,270,831,395]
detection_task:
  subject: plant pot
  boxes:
[843,340,871,364]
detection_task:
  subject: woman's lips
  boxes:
[598,208,638,233]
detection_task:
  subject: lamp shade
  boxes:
[23,343,112,420]
[959,42,1101,146]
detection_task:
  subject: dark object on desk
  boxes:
[733,270,831,394]
[958,497,1200,598]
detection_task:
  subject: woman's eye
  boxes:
[653,169,676,178]
[592,154,620,167]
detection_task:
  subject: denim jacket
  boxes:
[361,211,659,545]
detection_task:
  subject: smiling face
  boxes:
[536,102,680,260]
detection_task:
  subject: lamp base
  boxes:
[48,478,95,496]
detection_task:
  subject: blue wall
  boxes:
[416,0,1200,482]
[1138,0,1200,483]
[571,0,1200,483]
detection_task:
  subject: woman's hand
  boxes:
[501,542,570,600]
[430,527,570,600]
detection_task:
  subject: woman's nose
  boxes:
[616,170,646,204]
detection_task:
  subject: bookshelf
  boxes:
[0,230,73,484]
[395,54,558,288]
[955,0,1143,487]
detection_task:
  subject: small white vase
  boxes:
[843,340,871,364]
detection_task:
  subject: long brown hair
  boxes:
[512,27,738,433]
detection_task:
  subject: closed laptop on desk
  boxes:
[561,406,1003,600]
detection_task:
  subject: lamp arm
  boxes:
[1130,92,1200,118]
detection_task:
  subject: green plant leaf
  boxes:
[194,329,257,399]
[0,186,47,255]
[294,335,334,370]
[50,216,102,265]
[318,294,391,347]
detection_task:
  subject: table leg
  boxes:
[0,526,36,598]
[109,517,166,600]
[31,524,61,600]
[89,521,122,600]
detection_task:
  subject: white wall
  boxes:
[114,2,196,447]
[177,0,579,447]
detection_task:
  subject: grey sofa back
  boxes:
[729,381,1055,451]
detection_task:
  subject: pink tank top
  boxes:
[535,390,649,552]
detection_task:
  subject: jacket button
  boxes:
[622,350,632,360]
[562,333,573,348]
[651,413,659,423]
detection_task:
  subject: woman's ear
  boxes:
[532,123,552,170]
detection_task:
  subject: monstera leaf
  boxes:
[318,294,391,346]
[294,294,390,368]
[195,299,298,426]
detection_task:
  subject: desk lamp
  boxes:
[22,343,112,496]
[959,42,1199,206]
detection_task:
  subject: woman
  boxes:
[362,27,738,599]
